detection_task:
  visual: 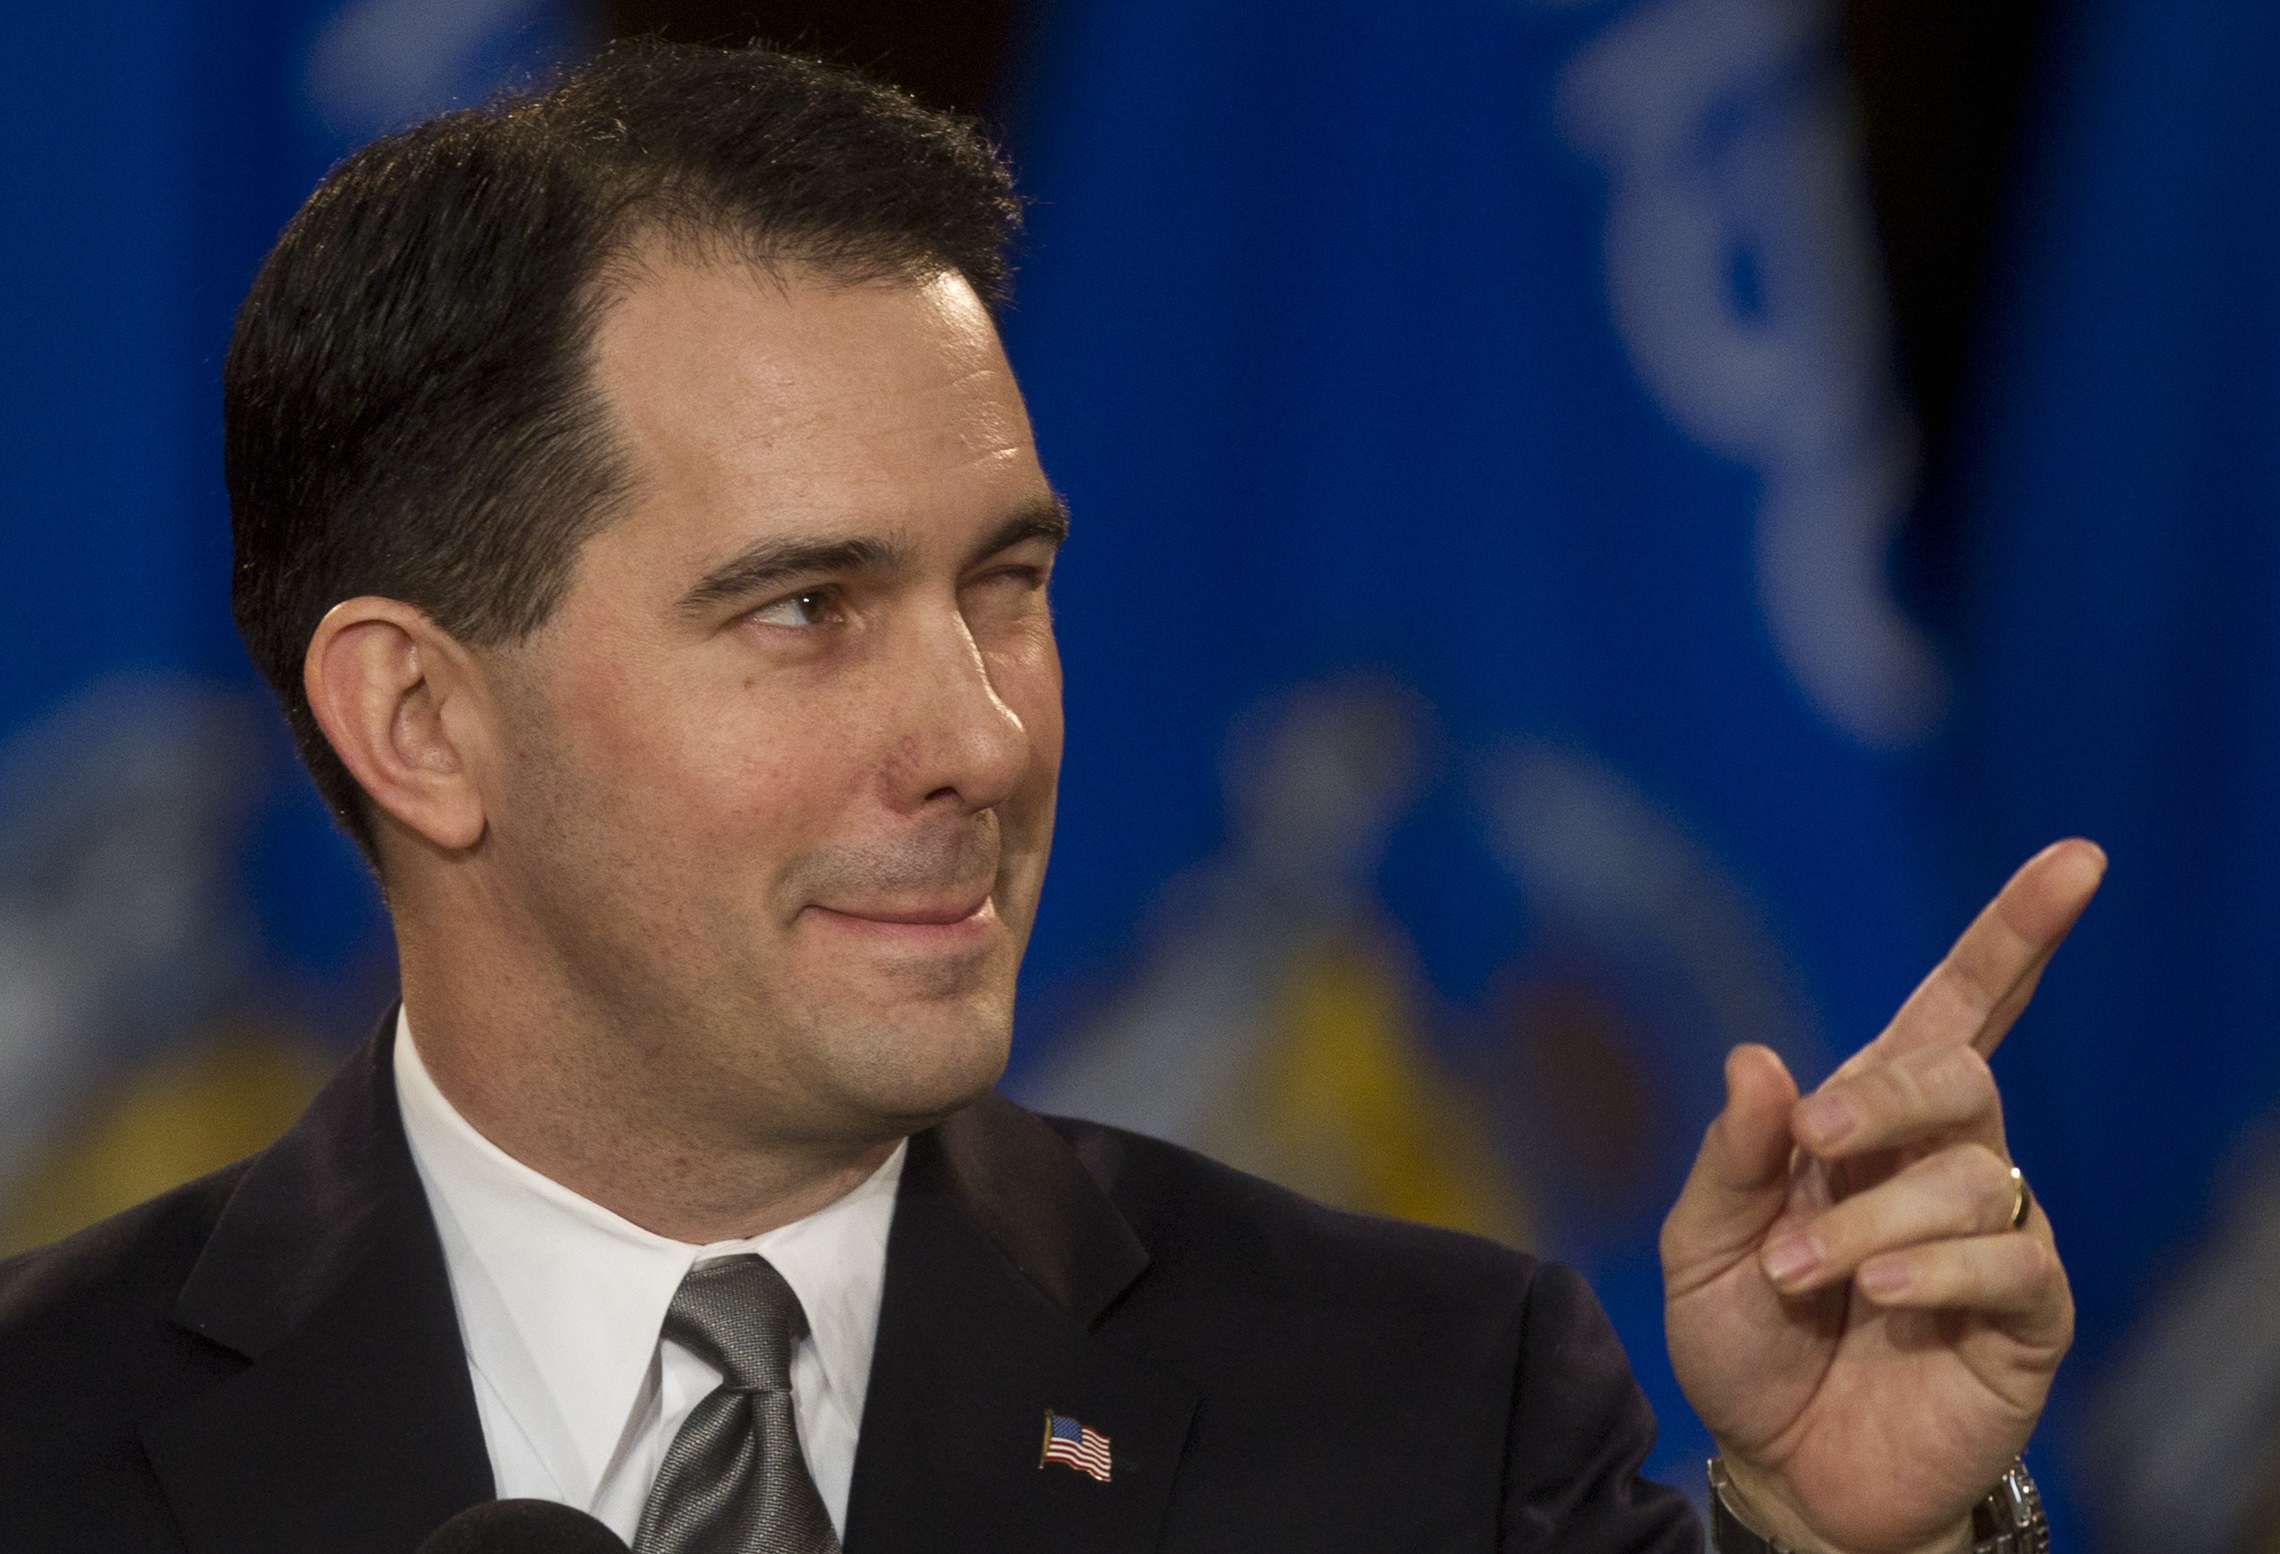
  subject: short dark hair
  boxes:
[225,41,1022,864]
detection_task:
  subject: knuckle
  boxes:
[1939,948,2004,1020]
[1911,1144,2013,1231]
[2019,1233,2064,1288]
[1997,1236,2065,1317]
[1923,1139,2003,1191]
[1965,1144,2017,1220]
[1859,1060,1925,1119]
[1910,1043,1994,1114]
[1959,1140,2011,1186]
[1944,1044,1996,1102]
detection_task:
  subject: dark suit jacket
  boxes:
[0,1020,1700,1554]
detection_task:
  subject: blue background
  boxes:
[3,0,2277,1547]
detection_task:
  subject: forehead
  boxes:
[586,255,1041,557]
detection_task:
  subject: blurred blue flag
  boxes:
[1002,0,1958,1498]
[1945,0,2280,1547]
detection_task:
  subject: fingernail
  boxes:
[1797,1093,1858,1149]
[1858,1258,1910,1298]
[1764,1234,1824,1288]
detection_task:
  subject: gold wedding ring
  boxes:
[2007,1165,2033,1231]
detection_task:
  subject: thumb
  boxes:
[1663,1044,1800,1277]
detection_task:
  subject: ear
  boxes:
[304,597,495,854]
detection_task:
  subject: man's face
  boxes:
[479,256,1063,1150]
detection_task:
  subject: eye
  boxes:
[965,563,1050,603]
[747,588,837,629]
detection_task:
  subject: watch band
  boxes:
[1970,1462,2050,1554]
[1708,1459,1797,1554]
[1706,1458,2049,1554]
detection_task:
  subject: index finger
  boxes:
[1836,839,2105,1077]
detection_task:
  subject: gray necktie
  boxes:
[633,1255,842,1554]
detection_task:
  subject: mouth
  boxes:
[804,893,999,947]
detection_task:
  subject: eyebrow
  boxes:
[968,495,1072,564]
[675,495,1071,618]
[677,534,913,617]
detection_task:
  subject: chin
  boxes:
[817,994,1015,1133]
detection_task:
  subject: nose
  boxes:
[877,598,1033,816]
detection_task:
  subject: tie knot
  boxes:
[661,1254,809,1393]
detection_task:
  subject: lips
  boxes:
[805,893,997,933]
[818,896,991,926]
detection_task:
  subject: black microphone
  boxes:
[416,1500,632,1553]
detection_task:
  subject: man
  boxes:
[0,42,2089,1554]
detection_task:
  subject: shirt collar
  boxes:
[392,1008,904,1507]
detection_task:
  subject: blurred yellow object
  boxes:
[1205,935,1532,1247]
[0,1031,331,1257]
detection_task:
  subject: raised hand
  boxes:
[1662,839,2104,1554]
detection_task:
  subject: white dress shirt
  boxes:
[393,1010,903,1543]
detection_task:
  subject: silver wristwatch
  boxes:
[1706,1459,2049,1554]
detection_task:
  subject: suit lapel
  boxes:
[140,1018,493,1554]
[844,1093,1198,1554]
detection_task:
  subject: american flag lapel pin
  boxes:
[1039,1409,1113,1482]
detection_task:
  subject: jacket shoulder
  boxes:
[0,1157,248,1326]
[0,1159,254,1445]
[1039,1110,1539,1305]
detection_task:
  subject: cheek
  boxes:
[544,657,853,868]
[673,702,868,862]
